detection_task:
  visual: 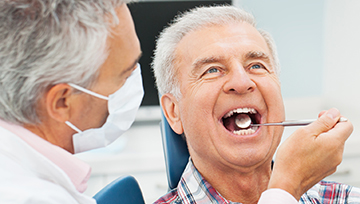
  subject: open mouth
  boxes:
[222,108,260,135]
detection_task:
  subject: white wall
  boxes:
[322,1,360,186]
[323,0,360,117]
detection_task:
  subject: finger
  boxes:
[318,110,326,118]
[321,118,353,142]
[305,108,341,136]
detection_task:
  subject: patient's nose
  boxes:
[223,65,255,94]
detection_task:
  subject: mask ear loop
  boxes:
[68,83,109,101]
[65,121,83,133]
[65,83,109,133]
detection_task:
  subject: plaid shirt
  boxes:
[154,160,360,204]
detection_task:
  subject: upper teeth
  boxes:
[224,108,257,118]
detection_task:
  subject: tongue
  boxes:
[223,115,236,132]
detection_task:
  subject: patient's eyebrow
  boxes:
[245,51,271,62]
[191,51,271,74]
[192,56,225,73]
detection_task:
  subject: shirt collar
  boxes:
[0,119,91,193]
[178,159,239,204]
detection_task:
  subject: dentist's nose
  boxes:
[223,65,256,94]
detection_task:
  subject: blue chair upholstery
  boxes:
[160,110,190,190]
[93,175,145,204]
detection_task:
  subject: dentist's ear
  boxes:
[44,84,73,122]
[161,93,184,135]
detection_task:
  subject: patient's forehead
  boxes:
[173,22,271,72]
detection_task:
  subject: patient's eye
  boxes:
[200,66,223,79]
[206,67,220,74]
[248,63,270,74]
[250,64,264,70]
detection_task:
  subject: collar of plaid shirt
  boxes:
[155,159,360,204]
[171,159,238,204]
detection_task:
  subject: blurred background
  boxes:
[75,0,360,203]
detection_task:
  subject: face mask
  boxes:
[65,64,144,153]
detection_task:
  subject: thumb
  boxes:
[305,108,341,136]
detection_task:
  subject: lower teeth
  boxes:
[233,127,258,135]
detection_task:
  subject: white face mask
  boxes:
[65,64,144,153]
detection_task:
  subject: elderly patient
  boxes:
[152,5,360,204]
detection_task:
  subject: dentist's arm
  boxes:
[260,108,353,203]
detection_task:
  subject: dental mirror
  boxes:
[235,114,252,129]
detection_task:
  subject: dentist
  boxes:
[0,1,142,203]
[0,0,352,204]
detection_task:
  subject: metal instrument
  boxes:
[250,117,348,127]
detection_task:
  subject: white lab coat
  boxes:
[0,126,96,204]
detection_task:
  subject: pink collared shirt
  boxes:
[0,119,91,193]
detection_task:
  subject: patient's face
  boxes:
[173,22,285,172]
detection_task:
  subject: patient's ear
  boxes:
[44,84,73,122]
[161,93,184,134]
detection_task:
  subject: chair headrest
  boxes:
[160,112,190,190]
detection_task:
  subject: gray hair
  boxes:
[0,0,133,125]
[152,5,280,99]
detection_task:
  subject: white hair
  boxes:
[152,5,280,99]
[0,0,133,125]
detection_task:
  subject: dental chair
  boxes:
[160,111,190,190]
[93,175,145,204]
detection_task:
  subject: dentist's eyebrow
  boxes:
[121,52,143,75]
